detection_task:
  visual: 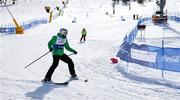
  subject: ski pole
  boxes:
[67,53,74,56]
[24,51,50,69]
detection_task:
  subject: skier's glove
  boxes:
[49,48,52,52]
[73,50,77,54]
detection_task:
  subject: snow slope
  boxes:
[0,0,180,100]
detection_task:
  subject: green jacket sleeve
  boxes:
[48,36,56,50]
[64,40,75,52]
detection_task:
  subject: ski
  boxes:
[65,78,88,83]
[52,82,69,85]
[42,78,88,85]
[42,81,69,86]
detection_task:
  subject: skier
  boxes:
[42,28,78,83]
[80,28,87,43]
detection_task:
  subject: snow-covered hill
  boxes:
[0,0,180,100]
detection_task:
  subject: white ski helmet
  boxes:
[59,28,68,35]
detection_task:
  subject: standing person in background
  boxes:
[80,28,87,43]
[133,14,136,20]
[42,28,78,83]
[136,14,139,20]
[62,0,67,8]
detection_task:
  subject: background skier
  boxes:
[80,28,87,43]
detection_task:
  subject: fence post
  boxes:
[161,39,164,78]
[49,11,53,23]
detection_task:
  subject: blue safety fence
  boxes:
[0,18,48,34]
[168,16,180,23]
[0,27,15,35]
[117,16,180,72]
[0,8,64,35]
[22,18,48,30]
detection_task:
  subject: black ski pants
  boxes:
[45,54,75,79]
[80,35,86,42]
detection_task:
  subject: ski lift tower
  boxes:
[152,0,167,23]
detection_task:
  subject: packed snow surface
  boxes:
[0,0,180,100]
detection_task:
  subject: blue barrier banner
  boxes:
[117,43,180,72]
[130,44,159,68]
[156,48,180,72]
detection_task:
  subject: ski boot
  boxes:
[70,74,78,80]
[41,78,53,83]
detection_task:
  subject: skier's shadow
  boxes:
[25,83,67,99]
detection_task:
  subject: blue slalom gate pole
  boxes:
[161,40,164,78]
